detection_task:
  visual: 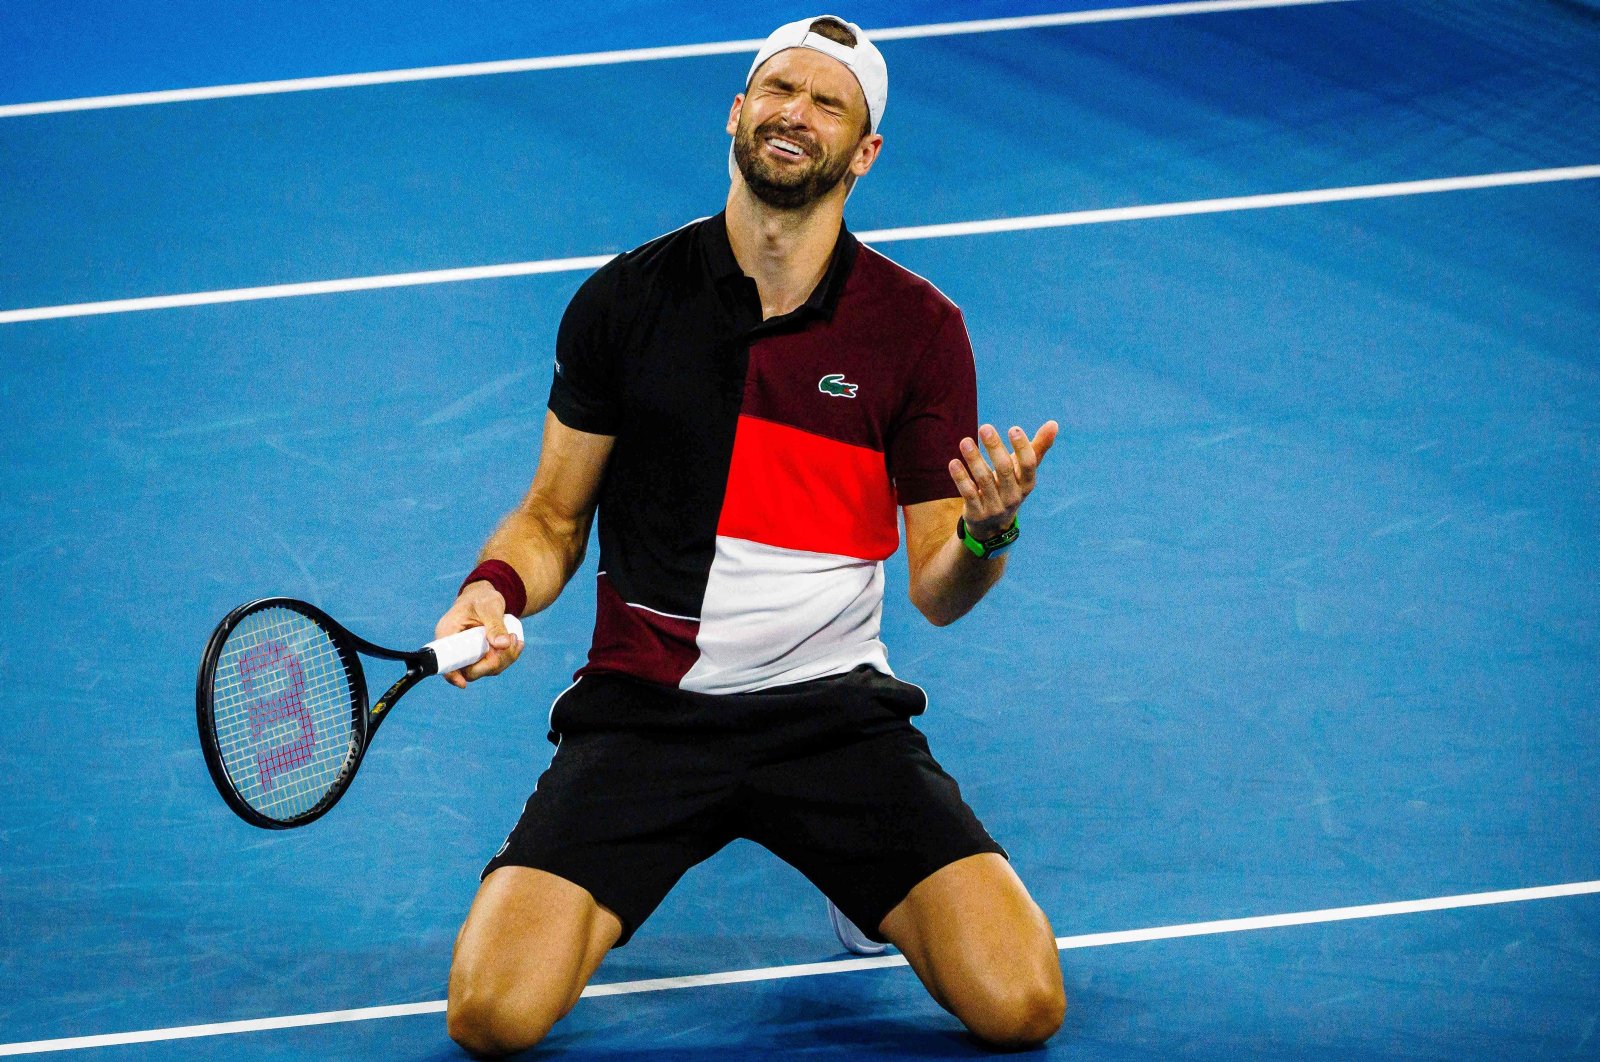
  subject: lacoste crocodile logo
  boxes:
[818,373,859,398]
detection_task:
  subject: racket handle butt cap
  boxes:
[426,614,525,676]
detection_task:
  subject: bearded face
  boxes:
[732,110,858,210]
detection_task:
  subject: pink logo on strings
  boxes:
[238,641,316,791]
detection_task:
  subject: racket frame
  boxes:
[196,596,437,830]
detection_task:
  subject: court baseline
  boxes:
[2,163,1596,326]
[0,0,1357,119]
[1,879,1595,1056]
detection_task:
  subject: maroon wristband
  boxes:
[458,559,527,618]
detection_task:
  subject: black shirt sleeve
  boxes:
[547,266,623,435]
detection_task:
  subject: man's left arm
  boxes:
[905,421,1059,627]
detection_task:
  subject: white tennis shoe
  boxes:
[827,899,889,955]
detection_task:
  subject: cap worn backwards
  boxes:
[745,14,887,134]
[728,14,888,179]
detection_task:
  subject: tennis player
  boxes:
[437,15,1065,1056]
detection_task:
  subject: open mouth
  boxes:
[765,136,809,160]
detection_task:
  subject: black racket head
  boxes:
[196,598,370,829]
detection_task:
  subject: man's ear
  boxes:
[851,133,883,177]
[726,94,745,136]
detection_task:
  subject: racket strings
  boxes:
[210,607,357,820]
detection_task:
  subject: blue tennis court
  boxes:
[2,1,1598,1057]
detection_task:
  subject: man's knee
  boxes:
[958,970,1067,1050]
[446,866,620,1056]
[446,983,562,1059]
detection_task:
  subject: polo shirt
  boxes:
[549,211,977,694]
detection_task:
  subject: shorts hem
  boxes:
[481,852,643,949]
[842,840,1010,944]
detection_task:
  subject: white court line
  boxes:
[3,163,1597,327]
[0,1,1357,119]
[1,878,1595,1056]
[0,254,617,325]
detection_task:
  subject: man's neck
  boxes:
[724,181,845,320]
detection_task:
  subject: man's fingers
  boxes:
[979,424,1027,510]
[948,458,994,524]
[1010,425,1038,482]
[463,649,511,683]
[440,598,526,685]
[1031,420,1061,464]
[979,425,1016,481]
[458,658,497,683]
[498,638,523,669]
[477,609,510,649]
[948,458,982,502]
[435,604,472,641]
[959,436,995,490]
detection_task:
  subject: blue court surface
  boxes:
[3,1,1598,1057]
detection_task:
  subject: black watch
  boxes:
[957,516,1019,559]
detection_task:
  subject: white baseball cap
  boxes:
[745,15,887,134]
[728,15,888,179]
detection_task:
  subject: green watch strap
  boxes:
[958,515,1020,559]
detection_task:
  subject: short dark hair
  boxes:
[806,18,872,141]
[807,16,857,47]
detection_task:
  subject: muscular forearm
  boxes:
[910,531,1008,627]
[440,413,610,686]
[476,500,592,617]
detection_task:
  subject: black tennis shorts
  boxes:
[482,665,1006,947]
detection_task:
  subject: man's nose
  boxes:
[776,95,813,128]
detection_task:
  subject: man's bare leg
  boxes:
[880,853,1065,1049]
[447,866,622,1057]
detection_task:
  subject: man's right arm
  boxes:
[437,410,616,687]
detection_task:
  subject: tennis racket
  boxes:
[195,597,523,829]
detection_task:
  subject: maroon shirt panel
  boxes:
[885,297,979,504]
[576,573,700,687]
[737,245,978,505]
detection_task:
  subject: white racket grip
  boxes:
[426,614,525,676]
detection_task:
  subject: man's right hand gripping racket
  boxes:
[195,597,522,829]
